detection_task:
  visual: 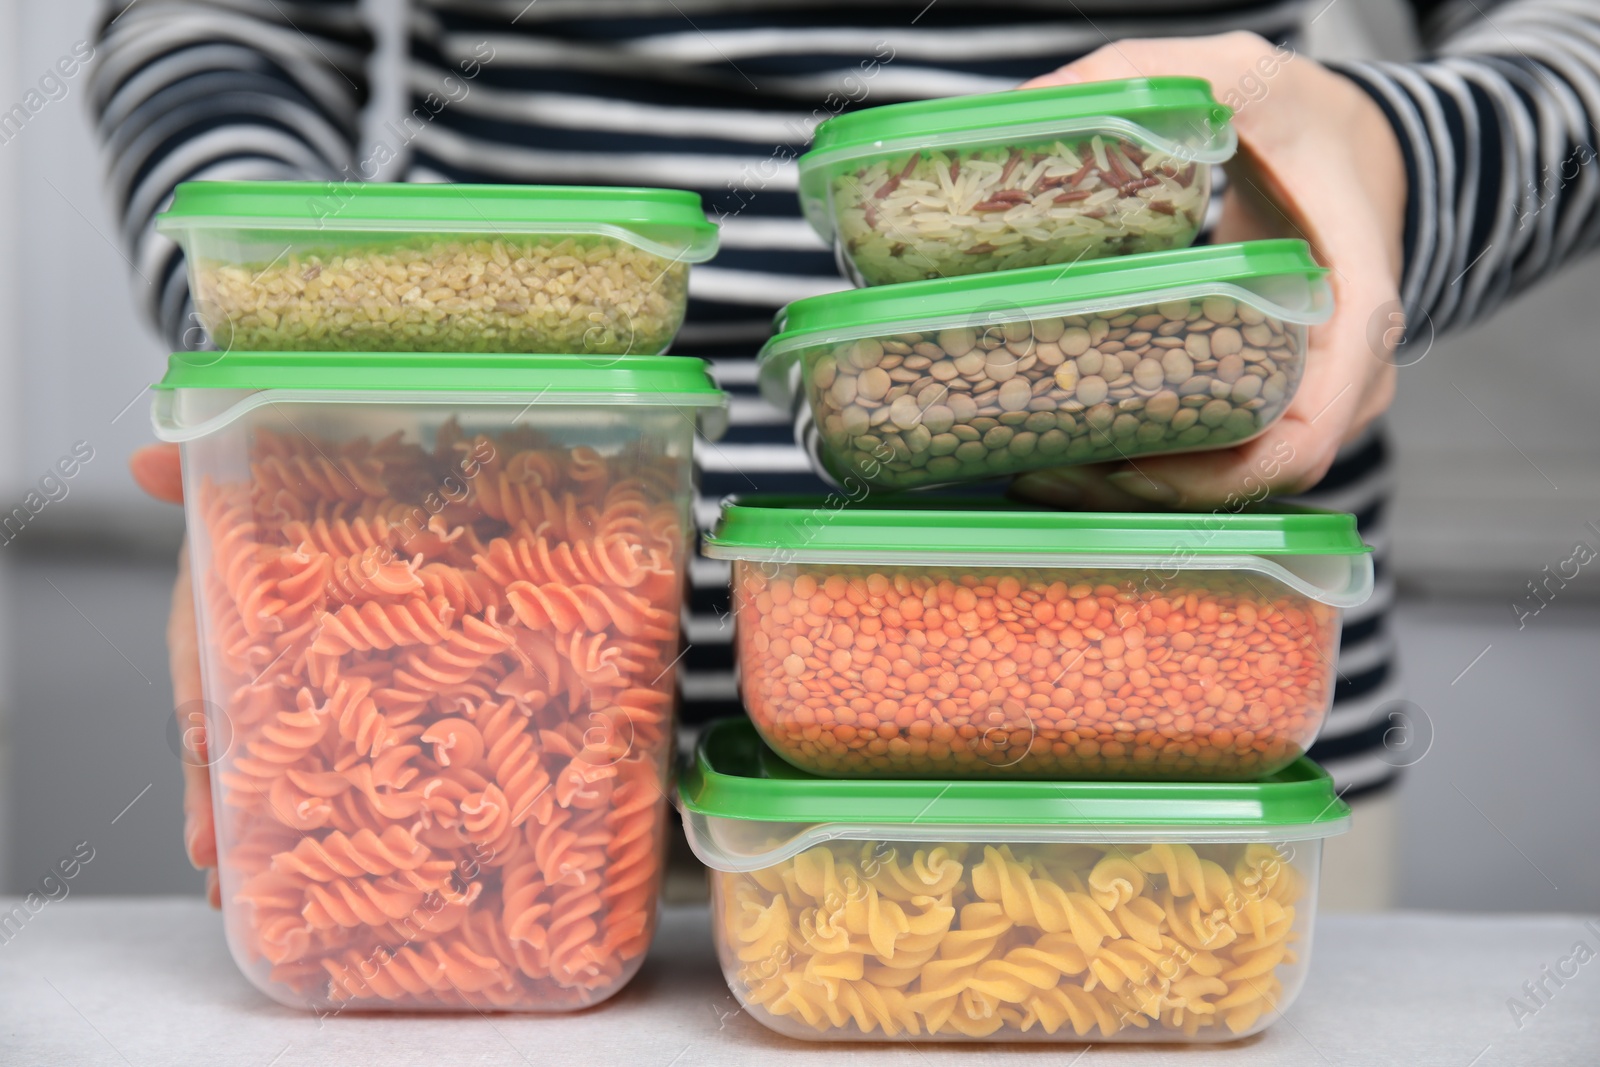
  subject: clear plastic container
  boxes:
[681,719,1350,1043]
[760,241,1332,493]
[152,351,726,1012]
[705,497,1372,781]
[797,79,1234,286]
[156,182,718,354]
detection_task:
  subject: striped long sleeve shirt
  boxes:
[89,0,1600,801]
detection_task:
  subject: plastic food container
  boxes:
[156,182,718,354]
[681,718,1350,1043]
[797,79,1233,286]
[153,351,726,1011]
[705,497,1372,780]
[760,241,1330,493]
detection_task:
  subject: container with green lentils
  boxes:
[759,241,1332,493]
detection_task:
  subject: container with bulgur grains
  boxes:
[758,241,1331,493]
[156,182,718,354]
[797,79,1234,286]
[705,497,1373,781]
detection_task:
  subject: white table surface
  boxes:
[2,899,1597,1066]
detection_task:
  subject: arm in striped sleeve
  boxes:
[88,1,373,348]
[1336,0,1600,335]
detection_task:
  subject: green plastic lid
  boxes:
[156,181,719,261]
[800,79,1235,175]
[155,351,722,394]
[706,495,1367,559]
[151,352,727,442]
[681,719,1350,832]
[705,494,1373,608]
[761,240,1330,377]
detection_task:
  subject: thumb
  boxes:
[1020,47,1148,90]
[130,443,184,504]
[1020,70,1082,90]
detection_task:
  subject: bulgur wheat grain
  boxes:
[193,235,688,353]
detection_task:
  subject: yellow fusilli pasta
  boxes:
[714,839,1306,1041]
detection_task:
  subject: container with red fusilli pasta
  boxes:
[154,351,726,1012]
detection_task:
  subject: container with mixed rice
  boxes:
[156,182,718,354]
[797,79,1234,286]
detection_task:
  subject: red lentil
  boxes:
[734,562,1340,779]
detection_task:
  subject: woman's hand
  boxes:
[1012,32,1407,510]
[131,443,220,907]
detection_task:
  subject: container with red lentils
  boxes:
[705,497,1372,781]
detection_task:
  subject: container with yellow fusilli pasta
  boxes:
[680,719,1349,1043]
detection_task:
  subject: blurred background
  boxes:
[0,0,1595,914]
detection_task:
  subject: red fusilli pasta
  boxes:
[195,421,686,1011]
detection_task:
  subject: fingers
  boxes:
[1019,70,1081,90]
[183,761,218,870]
[1011,419,1315,511]
[1211,180,1292,245]
[131,443,184,504]
[143,421,214,897]
[1022,32,1277,94]
[1020,54,1138,90]
[1103,419,1332,508]
[1011,464,1171,511]
[170,540,218,872]
[1299,308,1393,442]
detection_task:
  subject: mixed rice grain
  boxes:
[832,137,1208,285]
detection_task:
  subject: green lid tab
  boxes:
[761,240,1330,377]
[152,352,727,442]
[681,719,1350,832]
[156,181,719,261]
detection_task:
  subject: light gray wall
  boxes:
[1392,601,1600,913]
[0,0,1596,912]
[6,548,191,899]
[0,0,17,900]
[5,0,166,511]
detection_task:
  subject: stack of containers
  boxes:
[680,81,1375,1042]
[152,182,725,1012]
